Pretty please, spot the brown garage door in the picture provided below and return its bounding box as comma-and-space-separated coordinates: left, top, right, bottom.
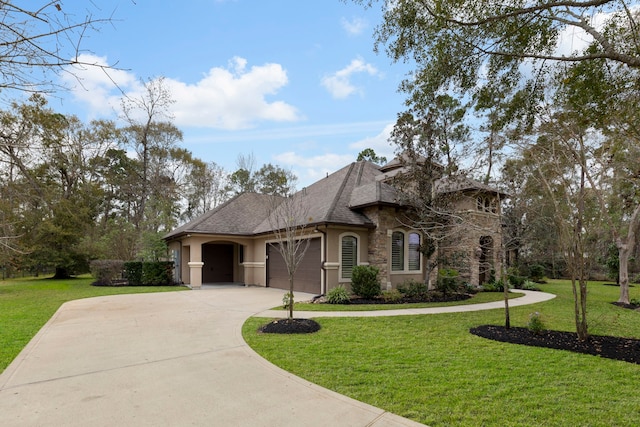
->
267, 238, 321, 295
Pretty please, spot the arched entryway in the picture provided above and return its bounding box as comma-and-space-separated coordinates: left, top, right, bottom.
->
479, 236, 494, 285
202, 243, 234, 283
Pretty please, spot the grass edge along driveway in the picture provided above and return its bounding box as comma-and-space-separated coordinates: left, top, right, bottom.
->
0, 275, 187, 373
244, 280, 640, 427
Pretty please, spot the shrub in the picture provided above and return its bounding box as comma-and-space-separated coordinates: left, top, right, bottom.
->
124, 261, 175, 286
381, 289, 404, 303
350, 265, 381, 299
528, 264, 546, 282
436, 268, 459, 296
397, 279, 428, 298
282, 292, 293, 310
90, 260, 125, 286
521, 280, 541, 291
481, 280, 506, 292
326, 285, 351, 304
507, 267, 526, 288
527, 312, 546, 334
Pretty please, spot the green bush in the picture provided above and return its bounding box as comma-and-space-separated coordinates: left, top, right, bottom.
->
521, 280, 541, 291
350, 265, 381, 299
507, 267, 526, 288
90, 260, 125, 286
482, 280, 506, 292
397, 279, 428, 298
326, 285, 351, 304
527, 312, 546, 334
381, 289, 404, 303
528, 264, 546, 282
124, 261, 174, 286
282, 292, 292, 310
436, 268, 459, 296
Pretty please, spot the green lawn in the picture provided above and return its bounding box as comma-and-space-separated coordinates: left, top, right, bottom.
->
0, 275, 187, 373
243, 280, 640, 426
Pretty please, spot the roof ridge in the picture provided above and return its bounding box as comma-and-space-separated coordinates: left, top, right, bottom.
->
325, 162, 355, 220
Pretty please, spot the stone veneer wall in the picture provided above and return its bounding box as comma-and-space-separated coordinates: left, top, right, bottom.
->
362, 206, 403, 289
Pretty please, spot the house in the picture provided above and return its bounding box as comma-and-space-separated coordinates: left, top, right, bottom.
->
164, 159, 505, 294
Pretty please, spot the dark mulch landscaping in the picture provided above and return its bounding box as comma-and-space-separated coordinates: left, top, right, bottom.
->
348, 292, 472, 305
471, 325, 640, 364
259, 318, 321, 334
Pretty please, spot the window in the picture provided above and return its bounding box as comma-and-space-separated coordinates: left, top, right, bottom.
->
408, 232, 421, 271
392, 231, 404, 271
392, 230, 421, 272
341, 234, 358, 279
477, 195, 498, 213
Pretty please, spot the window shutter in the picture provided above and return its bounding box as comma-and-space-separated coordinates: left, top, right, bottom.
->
341, 236, 357, 279
391, 231, 404, 271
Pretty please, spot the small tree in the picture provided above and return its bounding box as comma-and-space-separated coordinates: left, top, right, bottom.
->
267, 192, 313, 319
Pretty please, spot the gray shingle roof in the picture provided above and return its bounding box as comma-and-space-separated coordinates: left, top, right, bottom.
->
165, 161, 386, 240
164, 193, 282, 239
164, 160, 507, 241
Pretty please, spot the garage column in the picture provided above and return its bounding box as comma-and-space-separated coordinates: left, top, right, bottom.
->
188, 262, 204, 289
188, 242, 204, 289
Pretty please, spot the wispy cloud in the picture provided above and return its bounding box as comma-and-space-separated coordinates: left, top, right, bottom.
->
321, 57, 380, 99
341, 17, 367, 35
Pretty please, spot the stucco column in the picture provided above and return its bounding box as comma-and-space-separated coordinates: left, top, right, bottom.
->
188, 241, 204, 289
188, 262, 204, 289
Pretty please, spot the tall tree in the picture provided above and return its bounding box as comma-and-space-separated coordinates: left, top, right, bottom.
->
183, 161, 230, 221
357, 148, 387, 165
120, 77, 182, 231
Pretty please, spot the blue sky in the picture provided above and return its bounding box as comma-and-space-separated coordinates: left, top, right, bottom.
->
48, 0, 414, 188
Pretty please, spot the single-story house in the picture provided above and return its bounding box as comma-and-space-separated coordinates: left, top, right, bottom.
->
164, 159, 505, 294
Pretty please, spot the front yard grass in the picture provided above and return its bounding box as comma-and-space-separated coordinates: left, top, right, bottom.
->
0, 275, 187, 373
243, 280, 640, 426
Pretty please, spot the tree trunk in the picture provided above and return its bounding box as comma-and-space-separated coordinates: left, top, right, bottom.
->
617, 204, 640, 305
617, 242, 631, 305
52, 267, 71, 280
288, 275, 294, 320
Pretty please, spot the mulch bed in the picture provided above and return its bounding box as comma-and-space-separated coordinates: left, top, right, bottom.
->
470, 325, 640, 364
348, 293, 471, 305
258, 318, 321, 334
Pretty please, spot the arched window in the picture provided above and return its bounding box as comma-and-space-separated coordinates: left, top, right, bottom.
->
391, 230, 421, 272
340, 234, 358, 280
408, 232, 421, 271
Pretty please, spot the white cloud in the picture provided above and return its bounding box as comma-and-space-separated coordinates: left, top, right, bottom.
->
63, 55, 301, 130
341, 17, 367, 35
272, 122, 397, 188
61, 54, 137, 116
348, 122, 395, 159
321, 57, 380, 99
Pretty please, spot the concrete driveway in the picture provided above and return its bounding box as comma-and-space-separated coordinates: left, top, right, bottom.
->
0, 286, 425, 427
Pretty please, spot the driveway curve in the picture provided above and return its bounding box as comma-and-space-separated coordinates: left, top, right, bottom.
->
0, 287, 555, 427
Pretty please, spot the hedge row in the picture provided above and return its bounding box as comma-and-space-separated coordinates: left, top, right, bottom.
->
90, 260, 176, 286
123, 261, 176, 286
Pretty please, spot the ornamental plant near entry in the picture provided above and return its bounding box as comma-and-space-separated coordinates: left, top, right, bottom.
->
350, 265, 381, 299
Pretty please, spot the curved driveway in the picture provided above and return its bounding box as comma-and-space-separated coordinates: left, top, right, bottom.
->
0, 287, 554, 427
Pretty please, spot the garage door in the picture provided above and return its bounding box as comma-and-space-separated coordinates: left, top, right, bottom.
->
267, 238, 321, 295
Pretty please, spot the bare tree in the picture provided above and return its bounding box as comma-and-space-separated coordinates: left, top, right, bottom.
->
0, 1, 121, 95
267, 191, 314, 320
